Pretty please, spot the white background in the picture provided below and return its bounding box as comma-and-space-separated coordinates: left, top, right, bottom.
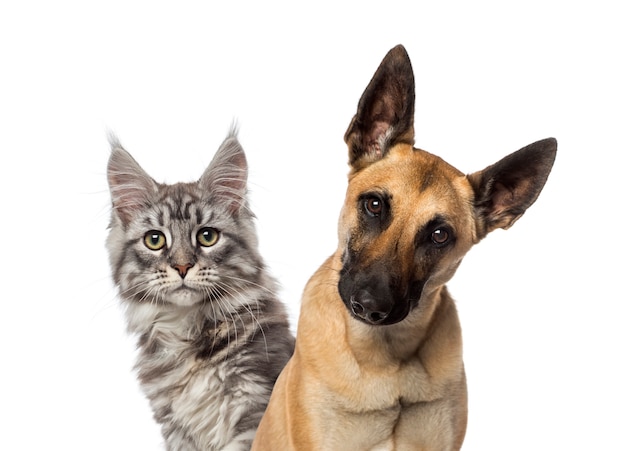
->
1, 1, 624, 450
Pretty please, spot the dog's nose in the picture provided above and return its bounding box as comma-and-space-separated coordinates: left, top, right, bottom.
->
350, 297, 390, 325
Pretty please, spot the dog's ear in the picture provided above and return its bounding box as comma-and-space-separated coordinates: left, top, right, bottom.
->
344, 44, 415, 171
468, 138, 557, 238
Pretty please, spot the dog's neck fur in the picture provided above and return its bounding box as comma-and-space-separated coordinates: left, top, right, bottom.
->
297, 253, 463, 405
347, 285, 456, 366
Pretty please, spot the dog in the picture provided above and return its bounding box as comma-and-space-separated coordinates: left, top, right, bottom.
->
252, 44, 557, 450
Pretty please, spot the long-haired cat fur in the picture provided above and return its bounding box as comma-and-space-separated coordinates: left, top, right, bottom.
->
106, 129, 294, 450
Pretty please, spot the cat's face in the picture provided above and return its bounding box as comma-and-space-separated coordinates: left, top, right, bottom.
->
106, 134, 262, 310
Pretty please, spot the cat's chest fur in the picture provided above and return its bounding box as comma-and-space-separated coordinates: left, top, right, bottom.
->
129, 302, 271, 450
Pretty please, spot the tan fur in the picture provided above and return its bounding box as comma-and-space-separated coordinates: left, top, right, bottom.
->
252, 45, 556, 450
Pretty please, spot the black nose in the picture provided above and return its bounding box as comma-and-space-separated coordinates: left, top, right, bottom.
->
350, 294, 391, 325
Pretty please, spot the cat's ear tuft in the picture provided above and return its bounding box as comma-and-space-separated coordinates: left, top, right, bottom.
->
107, 135, 158, 226
200, 132, 249, 214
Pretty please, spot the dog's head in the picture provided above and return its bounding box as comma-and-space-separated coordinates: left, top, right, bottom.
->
337, 45, 557, 326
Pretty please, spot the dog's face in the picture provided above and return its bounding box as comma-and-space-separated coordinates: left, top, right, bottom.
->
337, 145, 477, 325
337, 45, 556, 326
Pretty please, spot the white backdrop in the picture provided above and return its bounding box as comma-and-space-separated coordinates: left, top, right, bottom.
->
1, 1, 624, 450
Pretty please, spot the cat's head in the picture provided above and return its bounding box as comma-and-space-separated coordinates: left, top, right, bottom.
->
106, 131, 264, 309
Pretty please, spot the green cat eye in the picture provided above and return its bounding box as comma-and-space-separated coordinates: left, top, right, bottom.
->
197, 227, 219, 247
144, 230, 166, 250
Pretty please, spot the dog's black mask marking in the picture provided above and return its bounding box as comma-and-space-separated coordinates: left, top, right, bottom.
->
337, 211, 458, 326
338, 250, 425, 326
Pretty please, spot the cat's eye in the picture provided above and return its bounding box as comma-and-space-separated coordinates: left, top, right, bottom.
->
144, 230, 166, 250
197, 227, 219, 247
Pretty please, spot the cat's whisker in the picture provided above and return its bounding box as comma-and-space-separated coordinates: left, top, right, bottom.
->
217, 297, 240, 359
203, 286, 225, 357
219, 273, 279, 297
205, 284, 236, 352
213, 281, 272, 361
234, 294, 270, 360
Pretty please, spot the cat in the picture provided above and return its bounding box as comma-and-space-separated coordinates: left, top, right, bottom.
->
106, 129, 295, 451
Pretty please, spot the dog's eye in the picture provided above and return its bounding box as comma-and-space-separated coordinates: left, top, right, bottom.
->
431, 228, 450, 246
364, 196, 383, 217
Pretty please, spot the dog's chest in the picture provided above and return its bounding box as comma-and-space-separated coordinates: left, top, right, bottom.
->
312, 398, 399, 450
317, 398, 457, 451
367, 438, 395, 451
336, 350, 442, 410
312, 352, 462, 450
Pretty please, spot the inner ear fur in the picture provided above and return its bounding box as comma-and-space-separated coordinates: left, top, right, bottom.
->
107, 140, 159, 227
468, 138, 557, 237
344, 44, 416, 171
199, 133, 249, 215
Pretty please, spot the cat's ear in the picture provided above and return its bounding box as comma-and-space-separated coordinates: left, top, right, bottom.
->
107, 134, 159, 226
199, 132, 248, 214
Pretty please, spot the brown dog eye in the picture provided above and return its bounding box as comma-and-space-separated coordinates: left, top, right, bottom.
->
431, 228, 450, 245
364, 197, 383, 216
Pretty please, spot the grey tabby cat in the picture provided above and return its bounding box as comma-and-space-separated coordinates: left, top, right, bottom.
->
106, 130, 294, 451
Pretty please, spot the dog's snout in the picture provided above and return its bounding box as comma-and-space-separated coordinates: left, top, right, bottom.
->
350, 294, 391, 325
350, 300, 365, 315
338, 263, 414, 326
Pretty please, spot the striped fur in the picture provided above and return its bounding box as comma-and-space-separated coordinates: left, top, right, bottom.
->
106, 131, 294, 450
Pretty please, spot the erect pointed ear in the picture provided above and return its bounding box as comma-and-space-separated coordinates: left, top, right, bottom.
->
199, 129, 248, 214
344, 44, 415, 171
468, 138, 557, 238
107, 134, 159, 226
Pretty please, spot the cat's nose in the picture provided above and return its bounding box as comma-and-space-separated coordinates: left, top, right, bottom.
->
173, 263, 193, 278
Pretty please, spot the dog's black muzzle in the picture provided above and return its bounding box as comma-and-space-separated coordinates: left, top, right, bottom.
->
338, 263, 423, 326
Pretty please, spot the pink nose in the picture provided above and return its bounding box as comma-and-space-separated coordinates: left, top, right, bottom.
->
173, 263, 193, 278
